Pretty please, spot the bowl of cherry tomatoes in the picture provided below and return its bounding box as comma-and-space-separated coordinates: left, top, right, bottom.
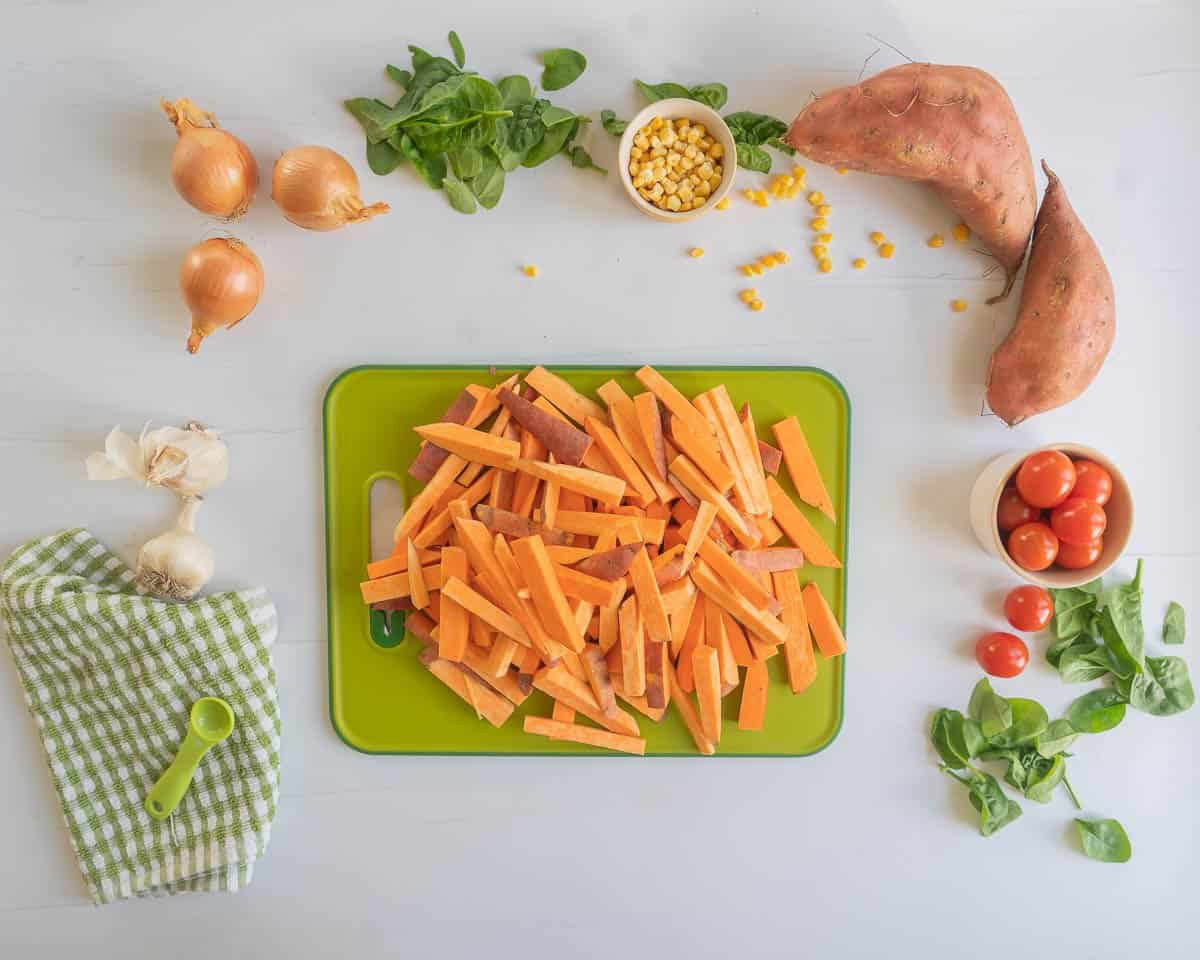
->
969, 443, 1133, 588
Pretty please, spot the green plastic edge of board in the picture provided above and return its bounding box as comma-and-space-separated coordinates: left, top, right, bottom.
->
322, 363, 851, 758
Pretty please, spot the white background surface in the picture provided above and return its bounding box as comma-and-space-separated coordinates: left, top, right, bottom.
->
2, 1, 1197, 956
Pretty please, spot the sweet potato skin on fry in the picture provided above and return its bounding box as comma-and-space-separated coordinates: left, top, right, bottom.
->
787, 63, 1036, 301
498, 387, 595, 466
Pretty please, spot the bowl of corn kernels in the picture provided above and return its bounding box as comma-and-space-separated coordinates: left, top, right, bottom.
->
617, 98, 736, 221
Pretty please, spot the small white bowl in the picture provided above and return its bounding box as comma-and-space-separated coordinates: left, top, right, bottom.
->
617, 98, 737, 222
968, 443, 1134, 588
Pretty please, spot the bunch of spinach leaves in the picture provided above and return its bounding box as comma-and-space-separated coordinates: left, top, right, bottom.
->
602, 80, 795, 173
1046, 560, 1194, 717
346, 34, 601, 214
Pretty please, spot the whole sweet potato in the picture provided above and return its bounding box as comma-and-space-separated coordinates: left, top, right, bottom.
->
786, 63, 1036, 300
986, 161, 1115, 426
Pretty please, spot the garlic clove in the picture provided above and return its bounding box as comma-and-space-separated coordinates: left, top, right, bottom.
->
86, 426, 147, 483
136, 498, 215, 600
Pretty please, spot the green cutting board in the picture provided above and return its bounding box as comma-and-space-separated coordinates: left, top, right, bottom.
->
324, 366, 850, 756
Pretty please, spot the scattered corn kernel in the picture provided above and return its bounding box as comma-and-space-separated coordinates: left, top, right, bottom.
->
811, 244, 828, 258
749, 263, 764, 276
715, 197, 730, 210
739, 289, 758, 303
808, 191, 824, 206
759, 254, 778, 268
522, 265, 538, 278
869, 231, 886, 246
739, 264, 755, 276
742, 189, 757, 201
951, 299, 968, 313
817, 204, 833, 216
792, 166, 806, 178
774, 250, 790, 263
749, 299, 764, 312
754, 192, 770, 208
927, 233, 945, 248
836, 167, 849, 175
810, 217, 827, 231
689, 247, 705, 259
952, 223, 970, 243
852, 258, 867, 270
878, 242, 896, 259
818, 233, 833, 244
818, 258, 833, 273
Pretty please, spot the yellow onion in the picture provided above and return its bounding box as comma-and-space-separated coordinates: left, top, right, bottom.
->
271, 145, 389, 231
162, 98, 258, 219
180, 238, 264, 354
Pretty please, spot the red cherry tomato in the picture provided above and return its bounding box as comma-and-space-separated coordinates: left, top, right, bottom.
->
1056, 537, 1103, 570
1004, 585, 1054, 632
1007, 522, 1060, 571
997, 486, 1040, 533
1070, 460, 1113, 506
1015, 451, 1077, 509
1050, 498, 1108, 546
975, 632, 1030, 678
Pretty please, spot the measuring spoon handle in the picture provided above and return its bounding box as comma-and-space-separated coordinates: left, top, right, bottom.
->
144, 731, 211, 820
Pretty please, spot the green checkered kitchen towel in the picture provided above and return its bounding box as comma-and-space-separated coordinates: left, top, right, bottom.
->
0, 529, 280, 904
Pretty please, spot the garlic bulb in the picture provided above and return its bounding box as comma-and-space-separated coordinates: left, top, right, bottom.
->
137, 499, 214, 601
87, 422, 228, 497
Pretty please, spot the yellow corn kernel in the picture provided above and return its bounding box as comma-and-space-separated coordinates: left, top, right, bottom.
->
774, 250, 790, 263
952, 223, 970, 243
836, 167, 849, 175
817, 204, 832, 216
760, 255, 778, 268
869, 231, 886, 246
927, 233, 945, 248
810, 217, 827, 231
715, 196, 730, 210
951, 299, 968, 313
688, 247, 705, 259
818, 232, 833, 244
807, 191, 824, 206
650, 117, 664, 131
879, 242, 896, 259
792, 166, 806, 178
818, 258, 833, 274
852, 257, 867, 270
522, 265, 538, 278
750, 263, 764, 276
749, 299, 764, 312
739, 289, 758, 303
666, 195, 682, 211
811, 244, 828, 258
739, 264, 755, 276
754, 194, 770, 208
742, 188, 757, 201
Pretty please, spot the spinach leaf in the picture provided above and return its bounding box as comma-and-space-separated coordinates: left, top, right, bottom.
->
1079, 578, 1104, 595
1024, 754, 1065, 803
600, 109, 628, 136
1129, 655, 1195, 716
688, 82, 728, 110
968, 678, 1013, 739
448, 30, 466, 69
386, 65, 413, 89
1099, 609, 1142, 678
1103, 559, 1145, 668
522, 114, 575, 167
944, 768, 1023, 837
542, 48, 587, 91
345, 97, 403, 144
1066, 688, 1127, 733
443, 177, 477, 213
930, 709, 982, 768
1035, 718, 1078, 758
397, 134, 445, 189
1163, 601, 1185, 645
1052, 588, 1098, 640
985, 698, 1047, 748
1058, 644, 1116, 683
1046, 633, 1090, 668
724, 111, 788, 146
540, 104, 577, 128
1075, 818, 1131, 862
468, 153, 505, 208
767, 135, 797, 156
735, 143, 772, 174
636, 79, 692, 102
497, 75, 533, 108
366, 139, 404, 175
568, 145, 607, 174
449, 146, 483, 180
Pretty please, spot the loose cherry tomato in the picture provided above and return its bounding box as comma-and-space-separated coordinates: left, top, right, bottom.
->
975, 632, 1030, 678
1015, 450, 1077, 509
1070, 460, 1113, 506
1050, 498, 1108, 546
1007, 522, 1060, 571
1056, 536, 1103, 570
997, 486, 1040, 533
1004, 585, 1054, 632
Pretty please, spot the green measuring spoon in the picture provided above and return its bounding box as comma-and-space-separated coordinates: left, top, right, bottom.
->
145, 697, 235, 820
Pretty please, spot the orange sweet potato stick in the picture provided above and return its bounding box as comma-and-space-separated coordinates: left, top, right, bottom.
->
596, 380, 677, 504
483, 635, 519, 677
752, 514, 785, 546
691, 644, 722, 744
413, 422, 521, 470
584, 416, 657, 505
360, 562, 442, 604
668, 455, 760, 548
709, 385, 770, 514
681, 501, 719, 572
629, 547, 672, 648
661, 576, 696, 618
690, 559, 789, 646
634, 365, 715, 443
531, 397, 616, 477
522, 716, 646, 756
668, 414, 735, 495
393, 453, 467, 549
438, 547, 470, 661
765, 476, 841, 568
773, 571, 817, 693
704, 594, 738, 686
619, 594, 646, 697
721, 609, 755, 668
696, 539, 783, 616
408, 388, 478, 483
802, 582, 847, 657
555, 564, 622, 607
737, 660, 769, 731
532, 664, 640, 736
667, 660, 716, 755
524, 366, 609, 427
644, 640, 668, 709
511, 534, 584, 652
551, 701, 577, 727
675, 600, 705, 692
510, 429, 546, 519
732, 548, 806, 573
668, 588, 699, 658
772, 416, 836, 522
581, 645, 619, 718
633, 392, 668, 479
693, 391, 762, 518
598, 580, 626, 654
440, 577, 530, 646
515, 459, 626, 507
422, 654, 514, 728
573, 541, 643, 581
366, 545, 440, 580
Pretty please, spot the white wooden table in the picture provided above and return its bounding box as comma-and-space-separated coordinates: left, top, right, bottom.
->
2, 1, 1197, 956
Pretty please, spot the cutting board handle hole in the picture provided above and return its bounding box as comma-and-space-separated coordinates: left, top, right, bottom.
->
368, 476, 408, 649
